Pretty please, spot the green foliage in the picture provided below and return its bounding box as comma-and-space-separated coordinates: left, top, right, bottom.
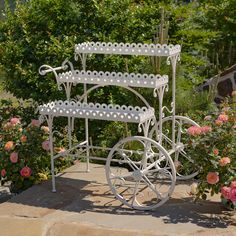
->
0, 99, 73, 193
0, 0, 163, 102
187, 94, 236, 200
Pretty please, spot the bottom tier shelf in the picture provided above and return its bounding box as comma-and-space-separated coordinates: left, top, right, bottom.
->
39, 100, 155, 124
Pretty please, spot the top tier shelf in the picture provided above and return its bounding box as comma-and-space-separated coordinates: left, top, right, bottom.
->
75, 42, 181, 57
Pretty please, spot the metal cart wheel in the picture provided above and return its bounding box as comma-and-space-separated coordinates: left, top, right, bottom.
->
149, 115, 199, 180
105, 136, 176, 210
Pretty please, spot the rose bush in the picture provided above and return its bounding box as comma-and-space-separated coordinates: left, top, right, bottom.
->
0, 99, 73, 193
187, 92, 236, 208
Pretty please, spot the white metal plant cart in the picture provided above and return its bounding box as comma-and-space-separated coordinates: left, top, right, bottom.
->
38, 42, 199, 210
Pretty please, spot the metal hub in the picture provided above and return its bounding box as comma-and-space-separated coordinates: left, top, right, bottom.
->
132, 170, 143, 181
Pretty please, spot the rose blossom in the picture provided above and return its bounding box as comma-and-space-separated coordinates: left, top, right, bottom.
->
42, 140, 50, 151
20, 166, 32, 178
206, 172, 219, 185
54, 147, 66, 153
41, 126, 50, 133
3, 122, 13, 130
229, 188, 236, 202
230, 181, 236, 189
20, 135, 27, 143
213, 149, 219, 156
187, 126, 201, 136
10, 117, 21, 126
217, 114, 229, 123
10, 152, 18, 163
31, 119, 40, 127
200, 126, 212, 134
221, 186, 231, 199
219, 157, 231, 167
4, 141, 14, 151
1, 169, 6, 177
215, 119, 223, 126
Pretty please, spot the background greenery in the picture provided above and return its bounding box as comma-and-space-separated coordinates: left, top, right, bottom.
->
0, 0, 235, 147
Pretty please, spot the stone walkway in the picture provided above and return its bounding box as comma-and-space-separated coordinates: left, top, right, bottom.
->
0, 163, 235, 236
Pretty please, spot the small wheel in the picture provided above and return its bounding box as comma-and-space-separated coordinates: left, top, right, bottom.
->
149, 116, 199, 180
105, 136, 176, 210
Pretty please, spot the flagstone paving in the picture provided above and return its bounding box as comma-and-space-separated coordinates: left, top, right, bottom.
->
0, 162, 235, 236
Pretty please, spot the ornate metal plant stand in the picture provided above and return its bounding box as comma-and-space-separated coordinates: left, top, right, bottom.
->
38, 42, 198, 210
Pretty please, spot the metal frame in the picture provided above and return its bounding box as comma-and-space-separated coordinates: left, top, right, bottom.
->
38, 41, 196, 210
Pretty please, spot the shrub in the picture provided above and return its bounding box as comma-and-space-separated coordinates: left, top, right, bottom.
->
0, 99, 73, 193
0, 0, 162, 103
187, 91, 236, 206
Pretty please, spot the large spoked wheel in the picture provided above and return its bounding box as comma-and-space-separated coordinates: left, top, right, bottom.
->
106, 136, 176, 211
149, 116, 199, 180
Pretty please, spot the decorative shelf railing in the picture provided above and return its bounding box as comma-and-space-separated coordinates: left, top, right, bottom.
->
75, 42, 181, 57
58, 70, 168, 89
39, 101, 155, 124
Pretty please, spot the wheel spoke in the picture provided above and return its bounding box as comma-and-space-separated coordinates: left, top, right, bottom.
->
141, 174, 163, 199
118, 151, 140, 171
106, 136, 176, 210
131, 180, 141, 207
110, 172, 133, 180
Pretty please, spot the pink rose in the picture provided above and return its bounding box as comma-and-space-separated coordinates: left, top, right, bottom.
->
41, 126, 50, 133
42, 140, 50, 151
206, 172, 219, 185
229, 188, 236, 202
54, 147, 66, 154
219, 157, 231, 167
3, 122, 13, 130
187, 126, 201, 136
20, 166, 32, 178
10, 152, 18, 163
4, 141, 14, 152
217, 114, 229, 123
20, 135, 27, 143
31, 119, 40, 127
213, 149, 219, 156
215, 119, 223, 126
221, 186, 231, 199
200, 126, 212, 134
1, 169, 6, 177
10, 117, 21, 125
230, 181, 236, 189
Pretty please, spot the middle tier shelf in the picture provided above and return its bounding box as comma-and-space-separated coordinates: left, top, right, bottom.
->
58, 70, 168, 89
39, 101, 155, 124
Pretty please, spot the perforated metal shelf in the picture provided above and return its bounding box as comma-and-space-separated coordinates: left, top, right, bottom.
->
39, 101, 155, 124
58, 70, 168, 89
75, 42, 181, 57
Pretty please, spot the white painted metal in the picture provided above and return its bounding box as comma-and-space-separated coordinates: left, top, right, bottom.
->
39, 101, 155, 124
149, 115, 199, 180
37, 41, 198, 210
57, 70, 168, 89
75, 42, 181, 56
105, 136, 176, 210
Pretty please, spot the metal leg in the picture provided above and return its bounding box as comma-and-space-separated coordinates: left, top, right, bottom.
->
85, 118, 90, 172
47, 115, 56, 192
50, 154, 56, 193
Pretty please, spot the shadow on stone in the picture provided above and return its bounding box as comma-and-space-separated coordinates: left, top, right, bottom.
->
6, 169, 236, 230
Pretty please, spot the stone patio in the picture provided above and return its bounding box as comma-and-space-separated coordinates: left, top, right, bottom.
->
0, 162, 235, 236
